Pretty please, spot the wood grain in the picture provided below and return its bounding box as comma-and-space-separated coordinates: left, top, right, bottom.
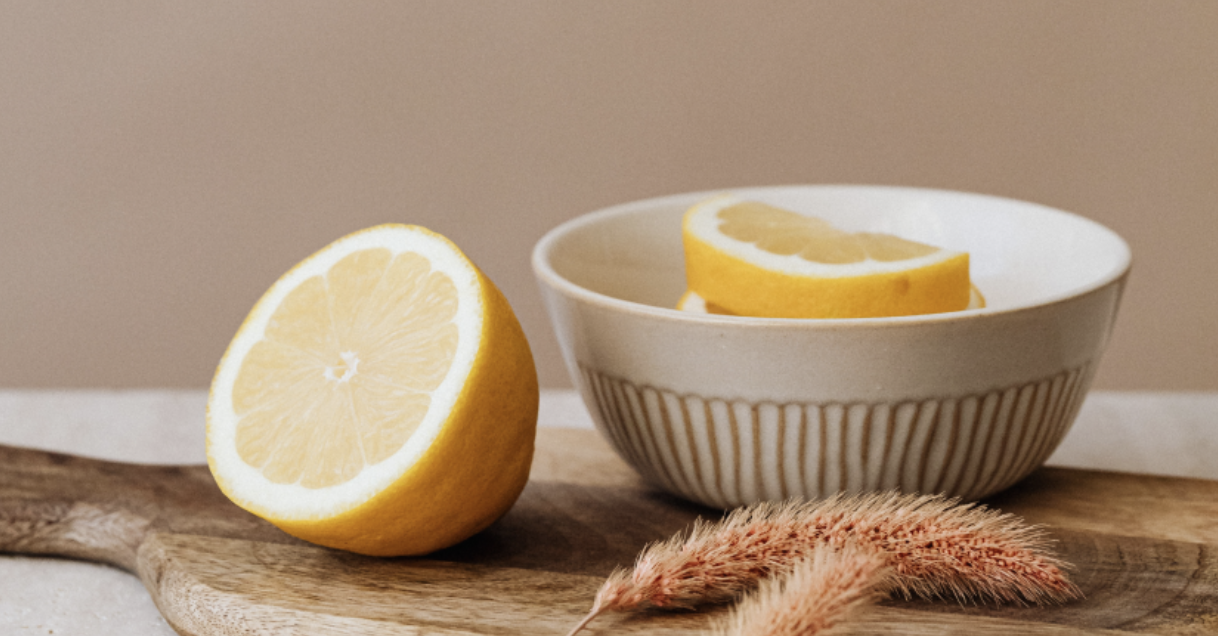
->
2, 428, 1217, 635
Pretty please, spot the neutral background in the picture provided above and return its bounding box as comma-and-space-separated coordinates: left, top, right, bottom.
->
2, 1, 1215, 390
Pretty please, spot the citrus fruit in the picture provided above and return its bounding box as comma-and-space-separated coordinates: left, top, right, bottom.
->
675, 284, 985, 316
675, 289, 735, 315
206, 224, 538, 556
969, 283, 986, 310
682, 195, 972, 318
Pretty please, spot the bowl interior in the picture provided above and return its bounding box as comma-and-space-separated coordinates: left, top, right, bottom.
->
537, 185, 1131, 315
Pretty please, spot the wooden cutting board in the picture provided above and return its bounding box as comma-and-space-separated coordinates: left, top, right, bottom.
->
2, 428, 1217, 635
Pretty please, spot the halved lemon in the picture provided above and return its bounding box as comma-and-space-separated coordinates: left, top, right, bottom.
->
683, 195, 972, 318
207, 224, 538, 556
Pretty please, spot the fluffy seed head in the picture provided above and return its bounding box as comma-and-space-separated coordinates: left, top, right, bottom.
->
711, 543, 890, 636
567, 493, 1080, 636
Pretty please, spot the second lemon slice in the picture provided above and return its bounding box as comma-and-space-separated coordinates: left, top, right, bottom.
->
683, 195, 972, 318
676, 285, 985, 316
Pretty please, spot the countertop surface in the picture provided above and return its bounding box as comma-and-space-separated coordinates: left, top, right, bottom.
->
1, 388, 1215, 635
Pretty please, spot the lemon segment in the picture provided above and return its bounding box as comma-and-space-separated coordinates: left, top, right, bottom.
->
683, 195, 972, 318
207, 224, 538, 556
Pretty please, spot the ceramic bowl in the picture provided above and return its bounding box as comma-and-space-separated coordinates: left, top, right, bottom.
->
532, 186, 1130, 509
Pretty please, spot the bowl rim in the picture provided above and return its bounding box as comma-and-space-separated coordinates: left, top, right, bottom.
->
532, 184, 1132, 329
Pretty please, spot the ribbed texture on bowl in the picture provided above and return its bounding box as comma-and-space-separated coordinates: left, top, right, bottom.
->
578, 362, 1096, 508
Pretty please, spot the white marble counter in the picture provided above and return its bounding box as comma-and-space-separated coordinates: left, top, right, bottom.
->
1, 389, 1215, 634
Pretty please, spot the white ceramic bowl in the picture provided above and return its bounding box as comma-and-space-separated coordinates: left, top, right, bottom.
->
533, 186, 1130, 509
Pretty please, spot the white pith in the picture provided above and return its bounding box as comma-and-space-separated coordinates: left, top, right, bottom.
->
207, 226, 484, 520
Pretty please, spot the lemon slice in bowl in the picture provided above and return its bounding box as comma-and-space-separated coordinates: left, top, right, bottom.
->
683, 195, 972, 318
676, 289, 736, 315
207, 224, 538, 556
676, 285, 985, 316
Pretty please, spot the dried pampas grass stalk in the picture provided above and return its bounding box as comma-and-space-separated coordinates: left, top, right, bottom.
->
566, 492, 1079, 636
710, 543, 890, 636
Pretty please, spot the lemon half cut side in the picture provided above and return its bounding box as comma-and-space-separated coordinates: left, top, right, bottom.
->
683, 194, 972, 318
207, 224, 538, 556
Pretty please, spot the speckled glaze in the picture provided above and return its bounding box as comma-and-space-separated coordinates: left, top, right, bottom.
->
533, 186, 1130, 508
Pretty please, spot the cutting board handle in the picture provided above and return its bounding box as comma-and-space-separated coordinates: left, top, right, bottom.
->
0, 444, 155, 571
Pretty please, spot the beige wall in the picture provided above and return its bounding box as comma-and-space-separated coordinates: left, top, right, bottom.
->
3, 1, 1216, 390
